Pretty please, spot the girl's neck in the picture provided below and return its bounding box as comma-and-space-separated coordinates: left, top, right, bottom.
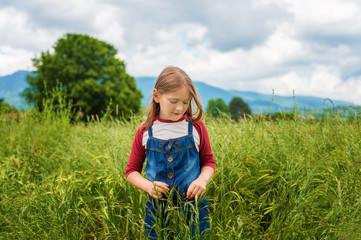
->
155, 114, 188, 123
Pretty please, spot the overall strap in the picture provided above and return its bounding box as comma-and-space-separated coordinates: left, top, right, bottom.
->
148, 124, 153, 138
188, 120, 193, 135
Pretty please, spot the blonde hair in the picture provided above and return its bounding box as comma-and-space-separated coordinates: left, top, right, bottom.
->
144, 66, 203, 128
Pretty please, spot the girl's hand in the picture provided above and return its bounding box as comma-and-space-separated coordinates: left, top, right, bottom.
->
186, 166, 214, 199
186, 178, 207, 199
146, 181, 169, 199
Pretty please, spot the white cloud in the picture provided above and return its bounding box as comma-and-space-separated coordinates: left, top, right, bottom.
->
243, 66, 361, 104
0, 0, 361, 105
0, 7, 61, 52
274, 0, 361, 46
92, 5, 127, 50
196, 0, 290, 51
280, 0, 359, 25
186, 24, 208, 47
0, 46, 35, 76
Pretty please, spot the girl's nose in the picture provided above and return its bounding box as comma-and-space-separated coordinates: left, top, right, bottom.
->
176, 104, 183, 111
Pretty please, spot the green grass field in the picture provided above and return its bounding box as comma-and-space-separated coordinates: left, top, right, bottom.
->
1, 105, 361, 239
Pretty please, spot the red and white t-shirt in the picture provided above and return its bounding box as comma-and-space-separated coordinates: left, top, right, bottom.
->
125, 115, 216, 178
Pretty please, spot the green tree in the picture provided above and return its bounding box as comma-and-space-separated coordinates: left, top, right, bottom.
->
206, 98, 229, 117
22, 33, 142, 119
229, 97, 252, 120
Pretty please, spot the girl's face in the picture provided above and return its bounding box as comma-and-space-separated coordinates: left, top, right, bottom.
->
153, 86, 191, 121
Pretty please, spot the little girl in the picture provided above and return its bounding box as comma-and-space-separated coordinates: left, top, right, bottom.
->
125, 66, 216, 239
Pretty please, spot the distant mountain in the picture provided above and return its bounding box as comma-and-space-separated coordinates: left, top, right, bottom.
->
0, 71, 356, 113
135, 77, 355, 113
0, 71, 36, 109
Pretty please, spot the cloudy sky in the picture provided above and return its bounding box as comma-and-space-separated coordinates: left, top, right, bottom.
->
1, 0, 361, 104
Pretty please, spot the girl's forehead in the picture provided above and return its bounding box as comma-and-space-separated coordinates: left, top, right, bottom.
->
165, 86, 192, 98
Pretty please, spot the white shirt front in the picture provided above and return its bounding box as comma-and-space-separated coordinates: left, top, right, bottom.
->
142, 119, 200, 151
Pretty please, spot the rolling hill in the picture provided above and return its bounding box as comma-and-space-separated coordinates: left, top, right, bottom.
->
0, 71, 356, 113
135, 77, 354, 113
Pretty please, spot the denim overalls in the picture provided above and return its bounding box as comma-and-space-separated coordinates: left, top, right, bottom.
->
144, 120, 210, 239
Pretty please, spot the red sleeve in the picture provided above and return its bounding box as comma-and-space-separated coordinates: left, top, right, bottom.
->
125, 125, 147, 178
193, 120, 216, 170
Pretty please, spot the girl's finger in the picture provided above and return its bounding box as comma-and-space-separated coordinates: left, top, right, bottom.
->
155, 187, 166, 194
196, 189, 204, 197
189, 186, 204, 199
152, 190, 162, 198
193, 189, 201, 198
155, 185, 168, 193
159, 185, 169, 191
154, 181, 168, 187
188, 190, 195, 199
187, 184, 195, 198
153, 182, 169, 191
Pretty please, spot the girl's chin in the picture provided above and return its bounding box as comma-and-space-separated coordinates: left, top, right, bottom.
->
159, 113, 183, 121
170, 113, 182, 121
170, 115, 181, 120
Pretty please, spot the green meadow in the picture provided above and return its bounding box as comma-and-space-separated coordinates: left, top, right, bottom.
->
1, 102, 361, 239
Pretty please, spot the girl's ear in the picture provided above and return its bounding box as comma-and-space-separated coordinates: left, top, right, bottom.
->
153, 88, 160, 103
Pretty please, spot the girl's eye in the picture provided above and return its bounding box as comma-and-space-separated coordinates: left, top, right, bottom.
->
183, 101, 189, 105
170, 100, 177, 104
